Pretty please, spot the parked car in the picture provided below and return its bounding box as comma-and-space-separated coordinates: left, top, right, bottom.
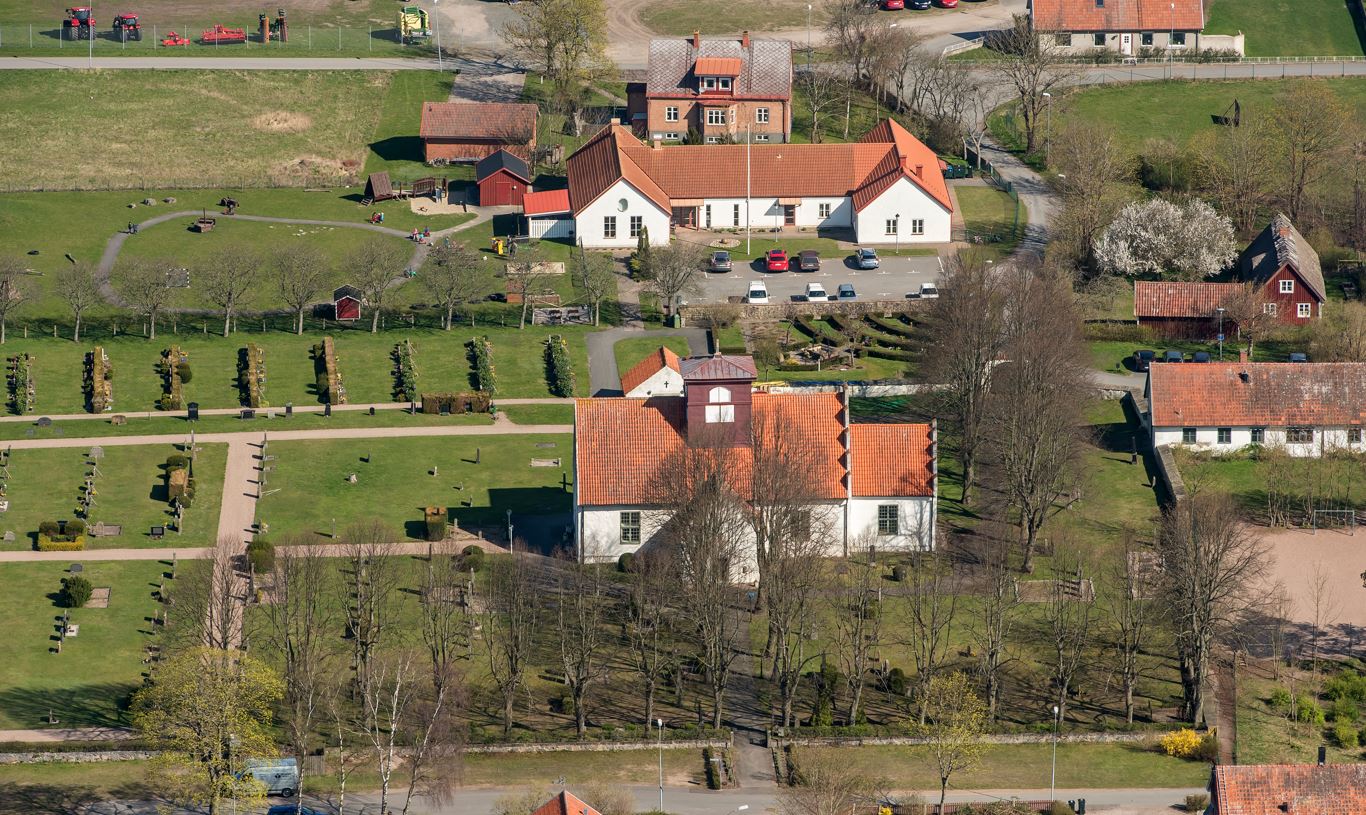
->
1289, 352, 1309, 362
855, 247, 880, 269
837, 283, 858, 300
909, 0, 931, 8
268, 807, 327, 815
805, 282, 830, 302
746, 281, 770, 304
765, 249, 789, 272
1163, 350, 1184, 363
797, 250, 821, 272
880, 0, 905, 8
1132, 349, 1156, 372
937, 0, 958, 7
1192, 351, 1212, 363
708, 251, 733, 273
918, 283, 940, 299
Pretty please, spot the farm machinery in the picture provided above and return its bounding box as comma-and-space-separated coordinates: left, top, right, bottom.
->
259, 8, 288, 42
397, 5, 431, 43
111, 13, 141, 41
161, 30, 189, 46
62, 7, 95, 40
200, 23, 248, 44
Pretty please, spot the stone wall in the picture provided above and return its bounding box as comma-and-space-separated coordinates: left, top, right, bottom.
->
0, 750, 156, 765
777, 731, 1157, 749
683, 299, 924, 322
464, 737, 730, 754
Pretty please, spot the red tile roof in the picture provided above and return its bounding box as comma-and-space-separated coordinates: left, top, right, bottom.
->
531, 791, 602, 815
523, 189, 572, 216
1212, 763, 1366, 814
575, 391, 935, 506
695, 56, 743, 76
1148, 362, 1366, 428
1134, 281, 1237, 319
851, 424, 935, 497
566, 121, 952, 216
620, 346, 683, 394
1031, 0, 1204, 31
419, 102, 538, 142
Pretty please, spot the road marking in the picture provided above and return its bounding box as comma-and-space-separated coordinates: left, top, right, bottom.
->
937, 256, 945, 275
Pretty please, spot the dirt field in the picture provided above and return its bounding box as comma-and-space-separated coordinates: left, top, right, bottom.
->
1260, 525, 1366, 628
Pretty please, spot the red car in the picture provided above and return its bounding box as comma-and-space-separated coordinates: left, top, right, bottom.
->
937, 0, 958, 6
765, 249, 789, 272
880, 0, 905, 8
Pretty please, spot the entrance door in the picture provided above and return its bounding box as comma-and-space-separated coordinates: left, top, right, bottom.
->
783, 205, 796, 226
1120, 33, 1132, 55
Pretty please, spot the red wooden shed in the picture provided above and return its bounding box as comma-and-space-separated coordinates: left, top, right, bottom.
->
475, 150, 532, 207
333, 285, 362, 321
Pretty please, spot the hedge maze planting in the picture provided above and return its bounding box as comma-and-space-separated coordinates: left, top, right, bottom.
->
238, 343, 267, 408
544, 334, 575, 398
312, 336, 347, 404
84, 346, 113, 413
468, 336, 497, 394
785, 312, 921, 370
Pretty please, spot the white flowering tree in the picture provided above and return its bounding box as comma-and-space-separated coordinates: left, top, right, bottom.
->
1094, 198, 1238, 280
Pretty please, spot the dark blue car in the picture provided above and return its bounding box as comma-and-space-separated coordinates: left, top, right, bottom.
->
1163, 350, 1184, 363
268, 806, 327, 815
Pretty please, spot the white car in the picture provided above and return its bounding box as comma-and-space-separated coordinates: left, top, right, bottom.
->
918, 283, 939, 299
805, 282, 829, 302
746, 281, 770, 304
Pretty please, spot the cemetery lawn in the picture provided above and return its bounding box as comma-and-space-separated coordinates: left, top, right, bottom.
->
0, 443, 226, 549
254, 434, 573, 540
0, 410, 495, 442
498, 404, 575, 425
613, 335, 693, 378
0, 560, 167, 730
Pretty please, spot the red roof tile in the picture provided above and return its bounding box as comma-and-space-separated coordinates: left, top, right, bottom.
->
850, 424, 935, 497
1148, 362, 1366, 427
620, 346, 683, 394
419, 102, 538, 142
523, 189, 572, 216
1031, 0, 1204, 32
566, 121, 952, 215
531, 791, 602, 815
1134, 281, 1238, 319
695, 56, 743, 76
1212, 763, 1366, 814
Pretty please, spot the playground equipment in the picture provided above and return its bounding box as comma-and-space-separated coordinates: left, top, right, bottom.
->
62, 7, 96, 40
161, 30, 189, 46
200, 24, 248, 45
111, 13, 141, 41
259, 8, 288, 42
398, 5, 431, 43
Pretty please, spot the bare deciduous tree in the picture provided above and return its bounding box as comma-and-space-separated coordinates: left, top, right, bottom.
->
0, 255, 30, 345
1220, 282, 1275, 360
352, 239, 409, 334
422, 241, 489, 330
1305, 561, 1341, 677
56, 261, 101, 343
557, 564, 609, 737
646, 242, 705, 317
904, 555, 958, 725
484, 545, 539, 736
971, 529, 1018, 722
800, 66, 844, 144
113, 258, 176, 339
779, 749, 885, 815
1051, 122, 1135, 273
1044, 545, 1094, 724
991, 14, 1070, 154
1191, 122, 1275, 234
1309, 301, 1366, 362
199, 248, 262, 336
1105, 529, 1152, 725
622, 550, 675, 728
1159, 491, 1268, 724
824, 0, 882, 84
830, 545, 882, 725
205, 536, 242, 651
340, 521, 401, 698
508, 261, 559, 330
1267, 82, 1351, 222
572, 244, 618, 326
274, 244, 331, 336
360, 650, 416, 815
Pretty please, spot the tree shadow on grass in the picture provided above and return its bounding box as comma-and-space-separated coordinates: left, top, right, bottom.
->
0, 681, 139, 732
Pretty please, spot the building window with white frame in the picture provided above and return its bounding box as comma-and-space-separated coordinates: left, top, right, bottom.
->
756, 107, 770, 124
1182, 427, 1197, 443
603, 216, 617, 239
1264, 302, 1277, 316
1251, 427, 1265, 444
1280, 279, 1294, 293
1171, 31, 1187, 46
1350, 428, 1363, 444
911, 218, 925, 236
1093, 32, 1105, 46
706, 108, 726, 126
819, 202, 831, 219
733, 204, 741, 225
705, 385, 734, 423
877, 504, 899, 536
702, 77, 717, 90
620, 511, 641, 544
1298, 303, 1312, 318
719, 77, 731, 90
629, 215, 643, 238
705, 136, 721, 144
1287, 426, 1314, 444
665, 106, 679, 122
754, 134, 770, 142
1217, 428, 1232, 444
885, 218, 898, 236
1141, 32, 1153, 46
1055, 32, 1072, 46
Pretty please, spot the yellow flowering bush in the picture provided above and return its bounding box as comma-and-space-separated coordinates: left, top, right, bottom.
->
1161, 728, 1203, 758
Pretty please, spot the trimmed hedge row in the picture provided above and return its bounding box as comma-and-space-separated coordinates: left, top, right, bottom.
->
238, 343, 267, 408
37, 520, 87, 552
312, 336, 346, 404
543, 334, 575, 397
84, 346, 113, 413
158, 345, 188, 411
468, 336, 497, 394
420, 391, 492, 415
393, 339, 418, 402
165, 454, 195, 507
8, 353, 34, 415
424, 506, 447, 542
865, 313, 917, 338
865, 346, 917, 361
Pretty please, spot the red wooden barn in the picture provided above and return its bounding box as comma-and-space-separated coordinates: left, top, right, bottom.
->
475, 150, 532, 207
419, 102, 537, 163
333, 285, 362, 321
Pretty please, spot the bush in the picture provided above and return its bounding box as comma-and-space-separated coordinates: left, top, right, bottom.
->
460, 545, 485, 573
246, 539, 275, 574
543, 335, 575, 397
1183, 793, 1209, 813
1160, 728, 1203, 758
38, 520, 60, 537
1048, 803, 1076, 815
1331, 696, 1359, 723
617, 552, 637, 573
165, 454, 189, 471
884, 666, 908, 696
65, 520, 86, 537
890, 564, 907, 582
468, 337, 497, 394
1325, 671, 1366, 705
702, 747, 721, 789
177, 362, 193, 384
37, 534, 85, 552
1193, 732, 1219, 763
1334, 722, 1359, 749
425, 514, 447, 542
1296, 695, 1326, 726
61, 575, 93, 608
1268, 685, 1293, 711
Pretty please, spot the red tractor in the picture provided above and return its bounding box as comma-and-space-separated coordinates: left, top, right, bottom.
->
112, 13, 142, 42
62, 7, 96, 40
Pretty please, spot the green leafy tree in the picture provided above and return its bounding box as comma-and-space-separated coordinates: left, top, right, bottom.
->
917, 671, 988, 815
133, 648, 284, 815
61, 575, 93, 608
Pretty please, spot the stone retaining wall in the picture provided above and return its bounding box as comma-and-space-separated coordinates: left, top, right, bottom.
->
777, 731, 1156, 748
683, 299, 924, 321
0, 750, 156, 764
464, 737, 730, 754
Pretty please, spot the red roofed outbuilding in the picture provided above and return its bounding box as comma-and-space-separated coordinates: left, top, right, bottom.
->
419, 102, 538, 164
474, 149, 531, 206
531, 791, 602, 815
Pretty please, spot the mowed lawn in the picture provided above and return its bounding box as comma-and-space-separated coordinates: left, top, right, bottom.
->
1205, 0, 1366, 56
254, 433, 573, 540
0, 443, 227, 549
955, 184, 1024, 258
613, 335, 693, 378
0, 70, 392, 189
0, 560, 167, 730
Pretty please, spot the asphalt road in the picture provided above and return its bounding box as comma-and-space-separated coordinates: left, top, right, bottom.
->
697, 253, 943, 304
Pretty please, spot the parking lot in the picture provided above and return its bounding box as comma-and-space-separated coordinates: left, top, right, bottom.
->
693, 252, 945, 304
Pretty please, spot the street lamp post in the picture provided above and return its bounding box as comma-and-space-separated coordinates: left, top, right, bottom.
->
895, 213, 901, 254
806, 4, 813, 72
88, 3, 94, 68
1042, 91, 1052, 167
1168, 2, 1175, 80
1217, 307, 1227, 360
1049, 704, 1060, 803
656, 718, 665, 813
433, 0, 443, 72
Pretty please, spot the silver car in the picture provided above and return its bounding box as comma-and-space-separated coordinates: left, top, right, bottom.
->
855, 248, 880, 269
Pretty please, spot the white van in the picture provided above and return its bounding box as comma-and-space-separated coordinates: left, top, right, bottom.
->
240, 758, 299, 797
747, 281, 770, 304
805, 282, 829, 302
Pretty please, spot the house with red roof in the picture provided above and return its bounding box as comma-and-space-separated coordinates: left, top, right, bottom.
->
1209, 760, 1366, 814
1145, 361, 1366, 456
1029, 0, 1241, 57
531, 790, 602, 815
547, 118, 951, 249
574, 352, 937, 575
620, 345, 684, 397
419, 102, 538, 163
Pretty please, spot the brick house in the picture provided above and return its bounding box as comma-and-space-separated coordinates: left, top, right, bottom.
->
573, 353, 938, 578
1028, 0, 1243, 56
1145, 361, 1366, 456
418, 102, 538, 163
1133, 214, 1325, 336
627, 31, 792, 144
1208, 761, 1366, 813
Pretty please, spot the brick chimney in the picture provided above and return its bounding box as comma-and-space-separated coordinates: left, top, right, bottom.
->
741, 30, 750, 48
692, 29, 701, 48
652, 136, 662, 150
914, 163, 924, 178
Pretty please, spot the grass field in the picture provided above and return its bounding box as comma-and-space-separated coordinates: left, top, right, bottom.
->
613, 335, 692, 378
497, 403, 574, 425
0, 71, 396, 190
955, 184, 1024, 258
254, 433, 573, 540
0, 409, 494, 442
0, 443, 226, 549
1088, 337, 1299, 373
365, 70, 463, 184
0, 559, 167, 730
1205, 0, 1366, 57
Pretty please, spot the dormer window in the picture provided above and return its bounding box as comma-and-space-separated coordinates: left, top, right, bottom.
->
705, 386, 734, 423
701, 76, 732, 92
